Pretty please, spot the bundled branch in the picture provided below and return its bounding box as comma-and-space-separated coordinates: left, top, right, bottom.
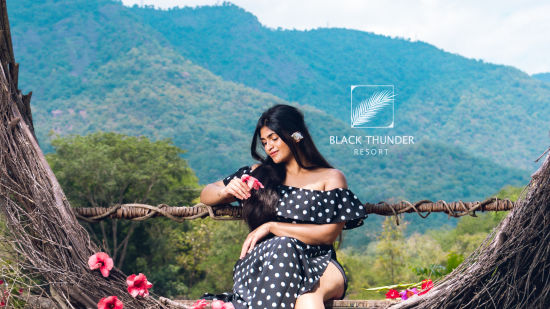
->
390, 147, 550, 309
0, 2, 164, 307
73, 197, 515, 224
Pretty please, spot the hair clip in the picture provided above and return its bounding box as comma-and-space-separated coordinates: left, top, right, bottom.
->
291, 131, 303, 142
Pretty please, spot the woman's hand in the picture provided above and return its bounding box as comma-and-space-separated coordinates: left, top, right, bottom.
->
221, 177, 251, 200
240, 222, 272, 259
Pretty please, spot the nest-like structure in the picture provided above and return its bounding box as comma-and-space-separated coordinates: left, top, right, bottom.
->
0, 2, 161, 307
390, 149, 550, 308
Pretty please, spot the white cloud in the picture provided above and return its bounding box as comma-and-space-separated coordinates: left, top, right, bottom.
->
121, 0, 550, 75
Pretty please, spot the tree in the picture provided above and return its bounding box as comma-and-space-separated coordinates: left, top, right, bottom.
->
375, 217, 408, 283
46, 131, 200, 268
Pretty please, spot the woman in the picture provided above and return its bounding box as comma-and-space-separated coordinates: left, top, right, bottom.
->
200, 104, 367, 308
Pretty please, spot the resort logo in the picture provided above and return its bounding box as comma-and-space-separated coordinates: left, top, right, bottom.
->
350, 85, 395, 128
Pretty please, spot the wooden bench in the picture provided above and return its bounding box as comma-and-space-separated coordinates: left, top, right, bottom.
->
160, 298, 402, 308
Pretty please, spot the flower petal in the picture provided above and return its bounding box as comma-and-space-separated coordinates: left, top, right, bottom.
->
129, 287, 139, 298
100, 266, 110, 277
104, 257, 114, 271
88, 254, 100, 270
126, 274, 136, 286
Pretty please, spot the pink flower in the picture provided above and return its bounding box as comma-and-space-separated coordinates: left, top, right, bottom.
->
211, 300, 234, 309
385, 289, 400, 299
191, 299, 208, 309
88, 252, 114, 277
97, 296, 123, 309
126, 273, 153, 298
399, 288, 419, 300
241, 174, 264, 190
419, 279, 434, 295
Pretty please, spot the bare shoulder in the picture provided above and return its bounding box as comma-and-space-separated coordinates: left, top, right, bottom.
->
250, 163, 261, 172
322, 168, 348, 190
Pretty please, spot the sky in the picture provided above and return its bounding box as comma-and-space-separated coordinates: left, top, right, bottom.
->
121, 0, 550, 75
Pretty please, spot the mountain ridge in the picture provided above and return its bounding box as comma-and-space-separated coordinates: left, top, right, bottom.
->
7, 0, 532, 240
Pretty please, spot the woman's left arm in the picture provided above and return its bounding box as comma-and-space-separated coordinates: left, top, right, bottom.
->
239, 168, 348, 259
240, 222, 344, 259
270, 222, 344, 245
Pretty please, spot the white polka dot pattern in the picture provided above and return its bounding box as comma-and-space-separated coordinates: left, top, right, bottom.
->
231, 236, 333, 309
223, 165, 367, 230
215, 165, 361, 308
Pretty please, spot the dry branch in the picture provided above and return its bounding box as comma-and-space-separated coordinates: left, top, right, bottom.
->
0, 2, 163, 307
390, 147, 550, 309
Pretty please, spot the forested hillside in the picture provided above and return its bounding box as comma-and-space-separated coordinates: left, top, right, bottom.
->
129, 2, 549, 172
7, 0, 533, 241
533, 72, 550, 82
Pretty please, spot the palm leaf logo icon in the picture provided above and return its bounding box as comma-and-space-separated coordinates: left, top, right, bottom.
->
351, 89, 395, 127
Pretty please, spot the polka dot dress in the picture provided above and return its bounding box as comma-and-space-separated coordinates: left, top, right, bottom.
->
208, 165, 367, 309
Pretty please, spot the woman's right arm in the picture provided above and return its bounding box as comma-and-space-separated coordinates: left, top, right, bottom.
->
200, 164, 260, 205
199, 180, 241, 205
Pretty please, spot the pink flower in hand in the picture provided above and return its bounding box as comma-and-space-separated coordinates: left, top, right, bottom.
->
88, 252, 114, 277
241, 174, 264, 190
191, 299, 208, 309
126, 273, 153, 298
97, 296, 123, 309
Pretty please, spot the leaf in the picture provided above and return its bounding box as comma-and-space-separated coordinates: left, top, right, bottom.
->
351, 89, 395, 127
364, 281, 422, 291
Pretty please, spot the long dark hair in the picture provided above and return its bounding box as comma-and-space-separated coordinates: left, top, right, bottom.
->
241, 104, 343, 248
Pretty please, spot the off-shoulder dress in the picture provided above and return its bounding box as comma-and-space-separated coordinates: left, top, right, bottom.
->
205, 165, 368, 309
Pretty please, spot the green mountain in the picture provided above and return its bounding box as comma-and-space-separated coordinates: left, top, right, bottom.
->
8, 0, 531, 244
129, 2, 550, 173
533, 73, 550, 83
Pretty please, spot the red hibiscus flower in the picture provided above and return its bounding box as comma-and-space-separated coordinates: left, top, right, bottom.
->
241, 174, 264, 190
385, 289, 400, 299
191, 299, 208, 309
88, 252, 114, 277
126, 273, 153, 298
97, 296, 123, 309
419, 279, 434, 295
